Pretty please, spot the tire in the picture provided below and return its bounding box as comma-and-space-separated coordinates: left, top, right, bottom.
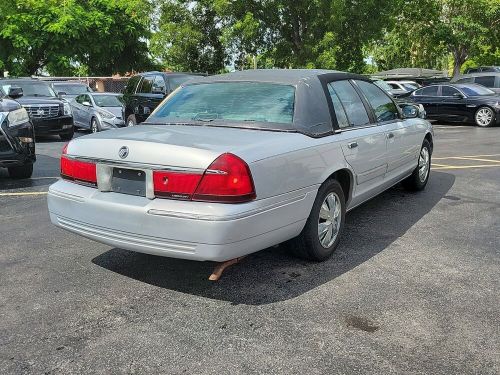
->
289, 179, 346, 261
127, 114, 137, 127
91, 117, 100, 133
8, 163, 33, 179
474, 106, 495, 127
59, 127, 74, 141
403, 139, 431, 191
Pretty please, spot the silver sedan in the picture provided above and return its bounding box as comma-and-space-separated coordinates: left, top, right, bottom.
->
48, 70, 433, 263
71, 93, 125, 132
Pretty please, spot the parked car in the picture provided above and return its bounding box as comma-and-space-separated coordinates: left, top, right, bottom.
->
0, 79, 74, 140
51, 81, 93, 100
410, 83, 500, 127
71, 93, 125, 133
122, 71, 202, 126
48, 69, 433, 264
464, 66, 500, 74
452, 72, 500, 94
373, 80, 427, 118
0, 86, 36, 178
386, 80, 421, 93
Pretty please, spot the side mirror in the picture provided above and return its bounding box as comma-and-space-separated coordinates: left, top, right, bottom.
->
82, 101, 92, 107
401, 104, 420, 119
8, 86, 23, 99
453, 92, 464, 99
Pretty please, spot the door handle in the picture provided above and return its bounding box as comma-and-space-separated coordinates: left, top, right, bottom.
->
387, 133, 394, 139
347, 141, 358, 149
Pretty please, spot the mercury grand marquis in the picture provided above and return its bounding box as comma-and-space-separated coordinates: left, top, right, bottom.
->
48, 70, 433, 262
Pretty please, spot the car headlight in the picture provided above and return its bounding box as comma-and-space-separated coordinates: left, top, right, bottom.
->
7, 108, 30, 127
63, 102, 72, 115
97, 109, 115, 119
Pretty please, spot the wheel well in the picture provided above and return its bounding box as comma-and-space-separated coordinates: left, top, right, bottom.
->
424, 132, 433, 153
327, 169, 352, 204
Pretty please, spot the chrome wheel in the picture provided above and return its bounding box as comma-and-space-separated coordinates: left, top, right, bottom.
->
475, 107, 493, 127
91, 119, 98, 133
318, 192, 342, 248
418, 147, 430, 182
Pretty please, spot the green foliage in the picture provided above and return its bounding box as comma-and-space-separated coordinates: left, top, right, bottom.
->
0, 0, 153, 76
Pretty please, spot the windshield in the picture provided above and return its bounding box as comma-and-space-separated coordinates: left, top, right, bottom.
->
54, 83, 91, 95
459, 84, 495, 96
148, 82, 295, 127
93, 95, 123, 107
1, 81, 56, 97
373, 80, 393, 92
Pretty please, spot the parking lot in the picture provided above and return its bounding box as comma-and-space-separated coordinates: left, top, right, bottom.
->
1, 124, 499, 374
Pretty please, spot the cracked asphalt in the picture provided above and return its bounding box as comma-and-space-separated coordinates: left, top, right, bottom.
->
0, 125, 499, 374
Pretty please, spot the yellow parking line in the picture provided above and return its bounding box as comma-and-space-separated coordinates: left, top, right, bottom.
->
433, 164, 500, 170
450, 157, 500, 164
0, 191, 48, 196
434, 153, 500, 160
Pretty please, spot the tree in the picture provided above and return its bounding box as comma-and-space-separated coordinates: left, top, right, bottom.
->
0, 0, 153, 76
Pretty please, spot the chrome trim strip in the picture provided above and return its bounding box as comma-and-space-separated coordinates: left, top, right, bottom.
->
147, 193, 309, 221
66, 155, 205, 173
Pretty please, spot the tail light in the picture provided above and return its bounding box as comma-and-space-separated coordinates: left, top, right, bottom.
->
60, 143, 97, 186
153, 153, 256, 203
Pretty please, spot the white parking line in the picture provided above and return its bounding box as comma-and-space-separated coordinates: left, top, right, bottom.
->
0, 191, 48, 197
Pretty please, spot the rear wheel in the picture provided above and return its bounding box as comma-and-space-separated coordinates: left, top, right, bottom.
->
474, 107, 495, 127
59, 127, 74, 141
127, 114, 137, 127
8, 163, 33, 179
403, 139, 431, 191
289, 179, 345, 261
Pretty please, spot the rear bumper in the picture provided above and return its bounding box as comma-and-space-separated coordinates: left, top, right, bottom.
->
47, 180, 316, 261
33, 116, 73, 135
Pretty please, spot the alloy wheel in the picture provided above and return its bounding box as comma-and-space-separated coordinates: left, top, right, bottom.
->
418, 147, 430, 182
475, 107, 493, 127
91, 119, 98, 133
318, 192, 342, 248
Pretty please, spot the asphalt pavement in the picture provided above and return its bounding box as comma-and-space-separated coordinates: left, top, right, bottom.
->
0, 125, 499, 374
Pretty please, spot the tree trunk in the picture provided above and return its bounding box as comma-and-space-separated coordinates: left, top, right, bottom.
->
452, 46, 468, 78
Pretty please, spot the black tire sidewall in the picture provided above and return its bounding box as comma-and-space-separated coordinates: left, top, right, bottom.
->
60, 127, 74, 140
8, 163, 33, 179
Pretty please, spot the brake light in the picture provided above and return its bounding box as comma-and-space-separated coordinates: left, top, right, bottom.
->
153, 153, 256, 203
60, 144, 97, 186
153, 171, 203, 199
193, 153, 256, 203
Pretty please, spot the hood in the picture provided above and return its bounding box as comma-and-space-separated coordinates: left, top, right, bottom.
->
66, 124, 309, 169
0, 97, 22, 112
99, 106, 123, 118
16, 96, 64, 105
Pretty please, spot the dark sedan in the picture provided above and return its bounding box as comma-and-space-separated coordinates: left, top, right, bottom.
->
0, 86, 36, 178
410, 83, 500, 127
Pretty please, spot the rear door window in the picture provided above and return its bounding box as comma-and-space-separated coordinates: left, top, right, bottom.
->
328, 80, 370, 127
124, 75, 141, 94
441, 86, 461, 97
137, 76, 155, 93
474, 76, 495, 88
355, 80, 398, 122
327, 85, 350, 128
416, 86, 439, 96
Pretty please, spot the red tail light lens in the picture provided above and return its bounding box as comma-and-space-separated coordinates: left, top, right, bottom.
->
153, 171, 203, 200
193, 153, 256, 203
61, 144, 97, 186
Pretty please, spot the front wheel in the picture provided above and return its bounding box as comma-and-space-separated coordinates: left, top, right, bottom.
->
289, 179, 346, 261
403, 139, 431, 191
475, 107, 495, 127
8, 163, 33, 179
91, 118, 100, 133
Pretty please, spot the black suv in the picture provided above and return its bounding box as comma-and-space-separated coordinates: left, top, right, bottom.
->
122, 72, 201, 126
0, 86, 36, 178
0, 79, 74, 140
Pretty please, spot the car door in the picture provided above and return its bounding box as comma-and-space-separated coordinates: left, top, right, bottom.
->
134, 75, 156, 123
80, 94, 93, 127
438, 85, 468, 121
327, 80, 387, 205
353, 80, 419, 181
72, 95, 84, 126
411, 86, 439, 118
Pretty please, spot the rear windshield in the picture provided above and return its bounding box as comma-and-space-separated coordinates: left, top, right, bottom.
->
147, 82, 295, 129
54, 83, 91, 94
458, 84, 495, 96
